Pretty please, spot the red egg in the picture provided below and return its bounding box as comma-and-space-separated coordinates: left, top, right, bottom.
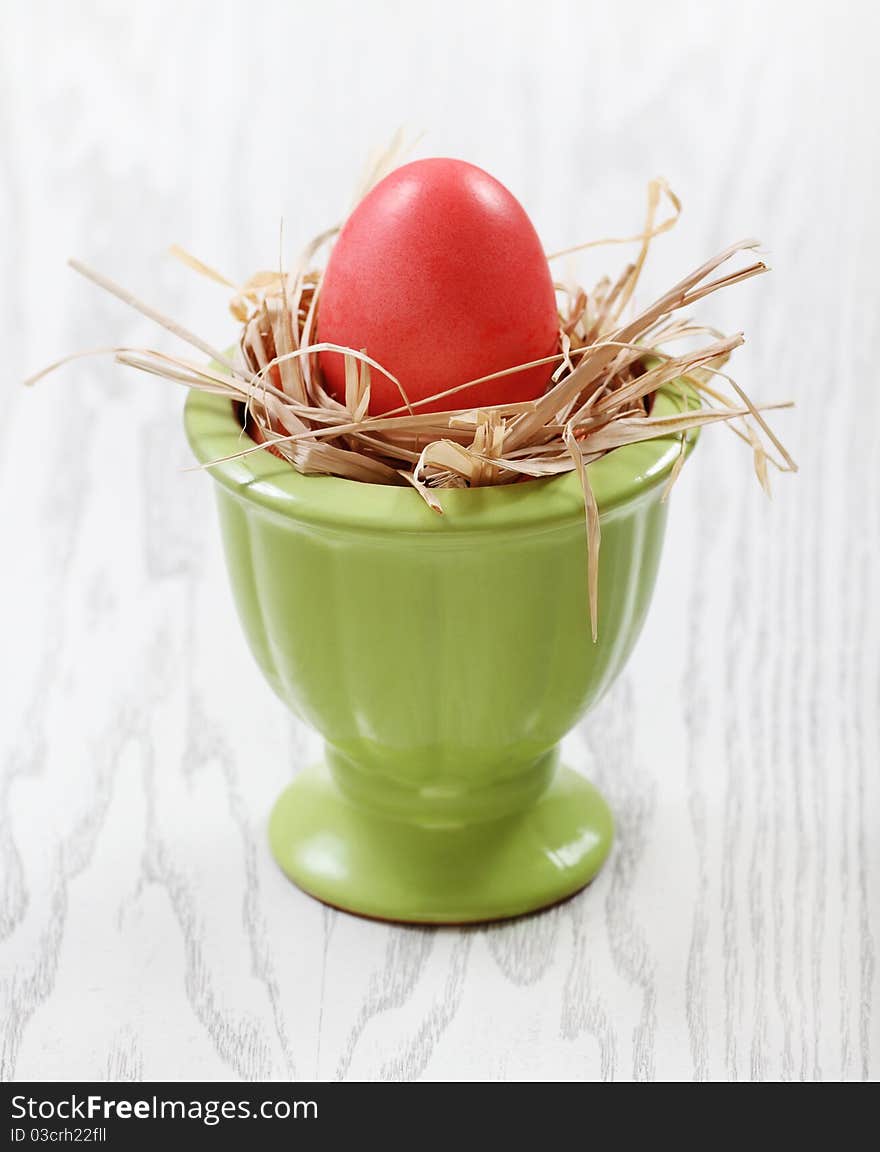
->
317, 158, 559, 415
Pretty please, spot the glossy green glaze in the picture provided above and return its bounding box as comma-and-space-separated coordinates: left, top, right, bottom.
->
185, 387, 696, 923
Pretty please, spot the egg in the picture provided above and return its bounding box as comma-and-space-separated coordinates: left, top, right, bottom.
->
317, 158, 559, 415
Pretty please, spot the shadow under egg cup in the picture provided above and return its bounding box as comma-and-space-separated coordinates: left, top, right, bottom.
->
185, 388, 695, 924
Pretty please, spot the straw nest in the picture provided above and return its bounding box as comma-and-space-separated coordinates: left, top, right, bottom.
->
28, 154, 795, 637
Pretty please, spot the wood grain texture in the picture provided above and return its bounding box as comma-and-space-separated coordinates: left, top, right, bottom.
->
1, 0, 878, 1082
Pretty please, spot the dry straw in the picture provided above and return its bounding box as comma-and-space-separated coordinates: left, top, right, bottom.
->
27, 157, 795, 638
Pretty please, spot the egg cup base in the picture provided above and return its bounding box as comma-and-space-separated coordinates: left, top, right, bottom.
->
268, 758, 613, 925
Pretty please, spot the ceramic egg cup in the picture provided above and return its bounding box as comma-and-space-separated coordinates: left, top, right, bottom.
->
185, 388, 695, 924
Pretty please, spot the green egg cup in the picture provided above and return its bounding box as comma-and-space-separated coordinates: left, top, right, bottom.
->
185, 386, 695, 924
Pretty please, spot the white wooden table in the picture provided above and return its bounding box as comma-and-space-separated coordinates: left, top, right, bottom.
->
1, 0, 877, 1081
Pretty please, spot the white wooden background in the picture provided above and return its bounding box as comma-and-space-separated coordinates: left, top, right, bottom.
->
1, 0, 878, 1082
